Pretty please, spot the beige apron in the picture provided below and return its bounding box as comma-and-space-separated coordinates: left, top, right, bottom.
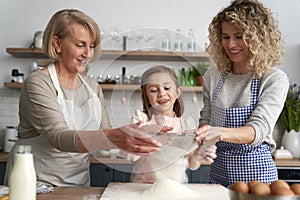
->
5, 63, 101, 186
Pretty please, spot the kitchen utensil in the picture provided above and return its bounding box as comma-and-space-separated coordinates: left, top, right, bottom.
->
11, 69, 19, 82
34, 31, 44, 49
4, 126, 18, 152
142, 130, 196, 174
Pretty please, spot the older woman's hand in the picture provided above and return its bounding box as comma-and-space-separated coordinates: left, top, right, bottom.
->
109, 123, 173, 154
78, 123, 172, 154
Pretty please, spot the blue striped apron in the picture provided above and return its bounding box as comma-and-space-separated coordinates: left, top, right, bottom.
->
209, 72, 278, 188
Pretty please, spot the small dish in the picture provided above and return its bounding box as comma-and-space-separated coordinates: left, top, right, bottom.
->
273, 146, 293, 160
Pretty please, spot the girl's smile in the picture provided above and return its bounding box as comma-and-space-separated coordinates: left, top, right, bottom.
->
145, 72, 182, 117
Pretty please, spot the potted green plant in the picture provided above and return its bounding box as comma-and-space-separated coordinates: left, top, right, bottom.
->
192, 62, 209, 86
280, 84, 300, 132
280, 83, 300, 158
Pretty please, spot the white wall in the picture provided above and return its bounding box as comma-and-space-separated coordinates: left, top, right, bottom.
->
0, 0, 300, 84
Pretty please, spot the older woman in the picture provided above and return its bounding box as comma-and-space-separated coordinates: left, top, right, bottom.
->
4, 9, 161, 187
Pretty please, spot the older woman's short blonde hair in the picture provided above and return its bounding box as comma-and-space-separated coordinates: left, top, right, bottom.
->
206, 0, 285, 77
42, 9, 101, 62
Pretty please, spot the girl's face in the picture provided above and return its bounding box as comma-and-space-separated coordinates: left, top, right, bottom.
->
221, 22, 250, 73
53, 22, 95, 74
145, 72, 182, 117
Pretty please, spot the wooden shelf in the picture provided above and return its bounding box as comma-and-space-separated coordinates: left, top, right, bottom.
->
100, 84, 203, 92
6, 48, 209, 62
4, 82, 203, 92
4, 82, 23, 89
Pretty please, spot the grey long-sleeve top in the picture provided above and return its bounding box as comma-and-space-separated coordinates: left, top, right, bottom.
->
199, 66, 289, 151
18, 70, 112, 152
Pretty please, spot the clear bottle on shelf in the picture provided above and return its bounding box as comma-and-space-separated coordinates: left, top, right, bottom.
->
162, 29, 171, 51
9, 145, 36, 200
187, 28, 196, 52
174, 29, 183, 52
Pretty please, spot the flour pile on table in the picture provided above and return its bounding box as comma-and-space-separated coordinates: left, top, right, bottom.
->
142, 178, 198, 200
100, 179, 230, 200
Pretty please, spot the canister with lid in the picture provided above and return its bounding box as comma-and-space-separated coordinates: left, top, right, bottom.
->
4, 126, 18, 152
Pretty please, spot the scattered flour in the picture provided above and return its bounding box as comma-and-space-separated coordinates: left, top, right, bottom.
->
100, 181, 229, 200
141, 178, 198, 200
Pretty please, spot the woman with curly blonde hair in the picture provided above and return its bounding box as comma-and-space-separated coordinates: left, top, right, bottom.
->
196, 0, 289, 187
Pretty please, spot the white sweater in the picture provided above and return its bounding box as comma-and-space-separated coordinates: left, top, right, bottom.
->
199, 66, 289, 151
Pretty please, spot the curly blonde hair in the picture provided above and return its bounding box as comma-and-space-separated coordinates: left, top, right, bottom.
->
206, 0, 285, 77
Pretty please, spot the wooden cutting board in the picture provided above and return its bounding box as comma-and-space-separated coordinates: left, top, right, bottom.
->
100, 182, 229, 200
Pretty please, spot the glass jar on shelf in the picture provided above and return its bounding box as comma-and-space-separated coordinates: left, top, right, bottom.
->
174, 29, 183, 52
97, 74, 104, 84
162, 29, 171, 51
187, 28, 196, 52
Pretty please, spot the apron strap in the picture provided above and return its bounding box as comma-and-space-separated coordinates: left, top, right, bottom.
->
77, 74, 98, 98
212, 71, 229, 104
250, 78, 260, 107
48, 63, 65, 101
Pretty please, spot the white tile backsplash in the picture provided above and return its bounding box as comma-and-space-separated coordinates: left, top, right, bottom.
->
0, 88, 20, 149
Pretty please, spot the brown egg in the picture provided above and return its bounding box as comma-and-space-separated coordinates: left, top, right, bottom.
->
251, 183, 271, 196
248, 180, 260, 194
290, 183, 300, 195
271, 187, 295, 196
270, 180, 290, 192
230, 181, 249, 194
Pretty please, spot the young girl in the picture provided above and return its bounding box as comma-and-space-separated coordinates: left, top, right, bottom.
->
125, 65, 217, 183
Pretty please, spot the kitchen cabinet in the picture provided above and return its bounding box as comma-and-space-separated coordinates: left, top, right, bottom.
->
113, 164, 133, 183
90, 163, 114, 187
0, 162, 6, 185
277, 166, 300, 185
90, 164, 133, 187
90, 164, 211, 187
187, 166, 211, 184
0, 161, 209, 187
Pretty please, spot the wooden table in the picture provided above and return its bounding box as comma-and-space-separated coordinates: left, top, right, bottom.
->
36, 187, 105, 200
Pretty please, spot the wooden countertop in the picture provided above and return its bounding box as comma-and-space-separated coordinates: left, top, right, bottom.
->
0, 151, 132, 165
36, 187, 104, 200
274, 159, 300, 167
0, 151, 212, 165
1, 151, 299, 167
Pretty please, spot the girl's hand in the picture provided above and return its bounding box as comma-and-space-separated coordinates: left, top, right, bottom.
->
188, 145, 217, 170
195, 125, 223, 144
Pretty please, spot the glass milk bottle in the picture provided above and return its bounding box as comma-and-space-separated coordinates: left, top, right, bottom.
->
9, 145, 36, 200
